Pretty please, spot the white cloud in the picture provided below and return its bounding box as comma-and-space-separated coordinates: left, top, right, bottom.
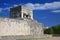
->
24, 3, 45, 10
3, 8, 9, 10
52, 10, 60, 13
0, 7, 10, 12
45, 27, 49, 29
24, 2, 60, 10
4, 3, 8, 5
43, 26, 49, 29
44, 2, 60, 9
14, 4, 18, 7
1, 2, 60, 12
0, 8, 3, 12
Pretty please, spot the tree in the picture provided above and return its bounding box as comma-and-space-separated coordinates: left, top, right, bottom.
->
44, 24, 60, 34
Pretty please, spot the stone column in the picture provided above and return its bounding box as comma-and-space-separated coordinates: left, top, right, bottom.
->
21, 11, 23, 18
31, 11, 33, 20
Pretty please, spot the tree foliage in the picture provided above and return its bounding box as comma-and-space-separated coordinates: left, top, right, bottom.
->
44, 24, 60, 34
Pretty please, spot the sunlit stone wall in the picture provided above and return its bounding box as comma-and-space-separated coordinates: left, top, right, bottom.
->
0, 18, 30, 36
0, 17, 43, 36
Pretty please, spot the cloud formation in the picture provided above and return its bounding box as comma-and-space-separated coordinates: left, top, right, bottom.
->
4, 3, 8, 5
52, 10, 60, 13
0, 8, 2, 12
24, 2, 60, 10
0, 2, 60, 13
14, 4, 18, 7
0, 7, 10, 13
43, 26, 49, 29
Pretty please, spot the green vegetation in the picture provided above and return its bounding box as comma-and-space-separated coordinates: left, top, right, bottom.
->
44, 24, 60, 34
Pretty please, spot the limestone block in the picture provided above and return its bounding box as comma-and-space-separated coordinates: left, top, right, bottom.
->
0, 18, 43, 36
0, 18, 30, 36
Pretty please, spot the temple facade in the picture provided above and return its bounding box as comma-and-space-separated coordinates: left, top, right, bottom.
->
0, 6, 44, 40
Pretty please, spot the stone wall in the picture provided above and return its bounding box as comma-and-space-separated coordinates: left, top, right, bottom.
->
22, 6, 33, 19
0, 17, 43, 36
0, 18, 30, 36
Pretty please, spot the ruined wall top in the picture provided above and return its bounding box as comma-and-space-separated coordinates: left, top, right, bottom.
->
10, 6, 33, 20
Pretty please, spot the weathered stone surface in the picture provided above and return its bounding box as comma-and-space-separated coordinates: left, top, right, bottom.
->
0, 18, 30, 36
0, 17, 43, 36
0, 6, 45, 40
0, 35, 53, 40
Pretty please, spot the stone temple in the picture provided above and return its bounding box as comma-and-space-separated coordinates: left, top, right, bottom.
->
0, 6, 44, 40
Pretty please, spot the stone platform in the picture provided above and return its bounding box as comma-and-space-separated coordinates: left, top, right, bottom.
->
0, 34, 53, 40
0, 35, 45, 40
0, 17, 43, 36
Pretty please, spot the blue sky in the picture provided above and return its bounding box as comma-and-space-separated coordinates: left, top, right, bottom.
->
0, 0, 60, 28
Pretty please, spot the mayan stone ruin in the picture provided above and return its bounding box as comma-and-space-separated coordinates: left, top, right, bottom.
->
0, 6, 45, 40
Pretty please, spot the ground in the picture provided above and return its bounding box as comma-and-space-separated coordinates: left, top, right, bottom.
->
17, 37, 60, 40
44, 37, 60, 40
